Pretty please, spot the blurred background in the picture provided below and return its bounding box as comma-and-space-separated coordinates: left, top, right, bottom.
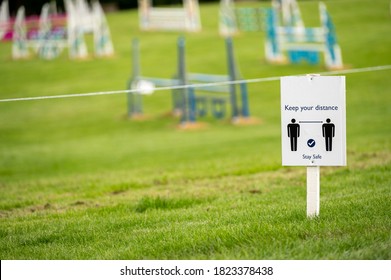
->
8, 0, 225, 15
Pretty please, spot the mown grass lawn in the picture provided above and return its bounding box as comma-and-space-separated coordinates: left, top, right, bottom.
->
0, 0, 390, 259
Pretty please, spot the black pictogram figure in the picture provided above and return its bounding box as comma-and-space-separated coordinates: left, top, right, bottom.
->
322, 118, 335, 151
287, 118, 300, 151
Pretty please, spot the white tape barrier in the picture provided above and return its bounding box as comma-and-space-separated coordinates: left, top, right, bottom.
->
0, 65, 390, 103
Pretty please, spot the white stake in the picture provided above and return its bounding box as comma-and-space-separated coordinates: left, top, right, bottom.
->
306, 166, 320, 217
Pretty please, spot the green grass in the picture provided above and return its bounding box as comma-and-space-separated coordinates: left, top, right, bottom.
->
0, 0, 390, 259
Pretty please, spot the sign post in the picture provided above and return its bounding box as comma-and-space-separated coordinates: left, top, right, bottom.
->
307, 166, 320, 217
280, 75, 346, 217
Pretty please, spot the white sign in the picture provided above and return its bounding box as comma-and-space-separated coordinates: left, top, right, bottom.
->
281, 75, 346, 166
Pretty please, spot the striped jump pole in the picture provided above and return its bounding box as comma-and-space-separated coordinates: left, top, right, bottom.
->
127, 38, 143, 117
225, 37, 250, 119
177, 36, 196, 124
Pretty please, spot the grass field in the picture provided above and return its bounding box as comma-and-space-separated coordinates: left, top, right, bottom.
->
0, 0, 390, 259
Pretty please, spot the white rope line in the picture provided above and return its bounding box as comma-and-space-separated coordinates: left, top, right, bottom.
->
0, 65, 390, 103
